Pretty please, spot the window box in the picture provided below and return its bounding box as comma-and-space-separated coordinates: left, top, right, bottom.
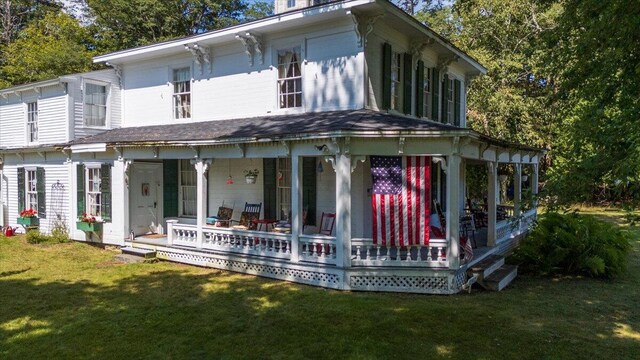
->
17, 217, 39, 227
76, 221, 103, 232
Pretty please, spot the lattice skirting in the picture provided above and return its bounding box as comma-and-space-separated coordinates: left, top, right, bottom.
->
348, 273, 463, 295
156, 249, 344, 289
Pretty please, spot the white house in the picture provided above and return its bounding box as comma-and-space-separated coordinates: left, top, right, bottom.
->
0, 0, 543, 294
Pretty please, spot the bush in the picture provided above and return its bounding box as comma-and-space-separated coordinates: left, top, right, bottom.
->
26, 228, 70, 244
510, 211, 632, 278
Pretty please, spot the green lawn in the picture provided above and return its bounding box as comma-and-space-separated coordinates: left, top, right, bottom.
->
1, 210, 639, 359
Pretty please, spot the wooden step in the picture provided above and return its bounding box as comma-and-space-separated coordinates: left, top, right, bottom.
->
121, 247, 156, 259
467, 255, 504, 279
483, 264, 518, 291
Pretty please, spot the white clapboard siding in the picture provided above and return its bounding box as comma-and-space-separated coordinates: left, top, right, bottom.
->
37, 88, 69, 145
0, 99, 26, 148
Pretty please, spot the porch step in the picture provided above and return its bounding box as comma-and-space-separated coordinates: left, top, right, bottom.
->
482, 264, 518, 291
121, 247, 156, 259
113, 253, 148, 264
467, 255, 505, 280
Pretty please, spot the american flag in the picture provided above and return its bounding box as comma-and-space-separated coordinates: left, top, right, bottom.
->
371, 156, 431, 246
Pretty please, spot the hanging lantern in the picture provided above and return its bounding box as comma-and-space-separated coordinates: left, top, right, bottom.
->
226, 175, 234, 185
317, 160, 324, 173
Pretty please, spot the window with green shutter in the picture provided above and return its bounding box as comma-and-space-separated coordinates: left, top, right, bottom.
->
263, 158, 277, 220
402, 52, 413, 115
36, 167, 46, 219
382, 43, 392, 110
441, 74, 449, 124
17, 167, 25, 212
163, 160, 179, 218
415, 60, 424, 118
76, 164, 85, 217
100, 164, 112, 222
431, 68, 440, 121
302, 157, 317, 226
454, 79, 462, 126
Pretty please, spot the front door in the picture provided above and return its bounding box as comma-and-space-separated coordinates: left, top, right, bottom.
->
130, 163, 162, 236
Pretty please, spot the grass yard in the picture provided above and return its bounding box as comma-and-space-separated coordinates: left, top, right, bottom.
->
1, 209, 639, 359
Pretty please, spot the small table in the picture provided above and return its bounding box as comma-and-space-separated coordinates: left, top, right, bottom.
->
253, 219, 276, 232
272, 226, 291, 234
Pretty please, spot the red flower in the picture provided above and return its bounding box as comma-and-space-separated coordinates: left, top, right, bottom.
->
79, 212, 98, 223
19, 208, 37, 218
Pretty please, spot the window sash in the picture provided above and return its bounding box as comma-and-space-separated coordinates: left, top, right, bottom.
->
447, 78, 454, 124
390, 52, 401, 111
287, 0, 295, 7
27, 102, 38, 142
87, 167, 102, 216
26, 170, 37, 210
179, 160, 197, 217
277, 47, 302, 109
173, 68, 192, 119
84, 83, 107, 126
276, 158, 292, 221
423, 67, 432, 119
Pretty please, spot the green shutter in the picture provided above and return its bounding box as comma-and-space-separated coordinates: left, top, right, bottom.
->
76, 164, 85, 217
381, 43, 392, 110
415, 60, 424, 118
101, 164, 112, 222
302, 157, 317, 226
36, 167, 46, 219
402, 52, 413, 115
442, 74, 450, 124
163, 160, 179, 217
431, 68, 440, 121
17, 167, 25, 212
454, 79, 461, 127
263, 158, 277, 220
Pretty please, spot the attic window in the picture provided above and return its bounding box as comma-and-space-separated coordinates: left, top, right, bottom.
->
277, 46, 302, 109
173, 68, 192, 119
287, 0, 295, 8
84, 83, 107, 127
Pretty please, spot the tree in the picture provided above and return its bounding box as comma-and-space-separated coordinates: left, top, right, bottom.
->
0, 12, 93, 86
0, 0, 61, 45
77, 0, 249, 53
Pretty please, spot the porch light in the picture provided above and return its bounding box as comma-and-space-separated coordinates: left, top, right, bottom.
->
521, 175, 529, 182
317, 160, 324, 173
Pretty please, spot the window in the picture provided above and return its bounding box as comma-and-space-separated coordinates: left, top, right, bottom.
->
422, 67, 432, 119
287, 0, 295, 7
179, 160, 197, 217
84, 83, 107, 126
390, 52, 401, 111
173, 68, 191, 119
277, 46, 302, 109
446, 77, 454, 124
277, 158, 292, 221
26, 170, 37, 210
27, 102, 38, 143
87, 167, 102, 216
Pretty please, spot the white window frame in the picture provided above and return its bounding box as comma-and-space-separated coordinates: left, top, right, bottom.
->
422, 66, 432, 119
276, 158, 292, 221
26, 101, 38, 144
446, 76, 455, 124
86, 165, 102, 218
172, 67, 192, 120
390, 52, 401, 111
276, 45, 303, 110
287, 0, 296, 7
179, 159, 197, 217
83, 79, 110, 128
25, 169, 37, 210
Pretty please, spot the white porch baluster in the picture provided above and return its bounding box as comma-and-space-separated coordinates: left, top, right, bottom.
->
487, 161, 498, 247
446, 154, 461, 269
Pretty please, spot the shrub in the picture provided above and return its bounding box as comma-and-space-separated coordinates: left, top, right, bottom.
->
26, 228, 70, 244
510, 211, 632, 278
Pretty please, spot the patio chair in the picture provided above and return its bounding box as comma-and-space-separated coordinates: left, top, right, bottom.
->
230, 202, 262, 230
206, 202, 234, 227
318, 212, 336, 236
433, 200, 446, 228
460, 214, 477, 248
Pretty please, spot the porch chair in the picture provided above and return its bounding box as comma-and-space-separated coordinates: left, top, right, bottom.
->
206, 201, 234, 227
460, 214, 477, 249
230, 202, 262, 230
433, 200, 446, 228
318, 212, 336, 236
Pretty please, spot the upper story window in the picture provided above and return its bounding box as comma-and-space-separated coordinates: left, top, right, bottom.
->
179, 159, 196, 217
277, 46, 302, 109
26, 101, 38, 143
26, 169, 37, 210
422, 67, 432, 119
287, 0, 295, 7
87, 167, 102, 217
446, 77, 454, 124
390, 52, 401, 111
84, 83, 107, 127
173, 68, 191, 119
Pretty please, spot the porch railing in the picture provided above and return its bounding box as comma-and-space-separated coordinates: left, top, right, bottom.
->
202, 226, 292, 260
171, 223, 199, 248
299, 234, 337, 265
496, 207, 538, 243
351, 238, 449, 268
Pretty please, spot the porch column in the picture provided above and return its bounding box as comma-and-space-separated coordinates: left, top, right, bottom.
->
290, 153, 302, 262
531, 163, 539, 208
194, 159, 210, 249
513, 163, 522, 217
335, 153, 351, 269
446, 154, 461, 269
487, 161, 498, 246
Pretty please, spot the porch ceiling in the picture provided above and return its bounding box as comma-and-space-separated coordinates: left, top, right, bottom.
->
64, 109, 544, 154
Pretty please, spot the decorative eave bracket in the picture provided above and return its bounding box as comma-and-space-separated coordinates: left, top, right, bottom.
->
106, 62, 123, 87
236, 32, 264, 67
350, 11, 384, 48
185, 44, 213, 75
437, 55, 460, 76
410, 38, 434, 69
432, 156, 447, 174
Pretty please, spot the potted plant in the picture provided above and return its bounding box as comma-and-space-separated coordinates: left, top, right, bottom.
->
76, 213, 103, 232
244, 168, 259, 184
17, 208, 39, 227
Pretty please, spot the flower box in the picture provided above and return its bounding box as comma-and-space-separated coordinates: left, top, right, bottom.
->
76, 221, 103, 232
17, 217, 39, 227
